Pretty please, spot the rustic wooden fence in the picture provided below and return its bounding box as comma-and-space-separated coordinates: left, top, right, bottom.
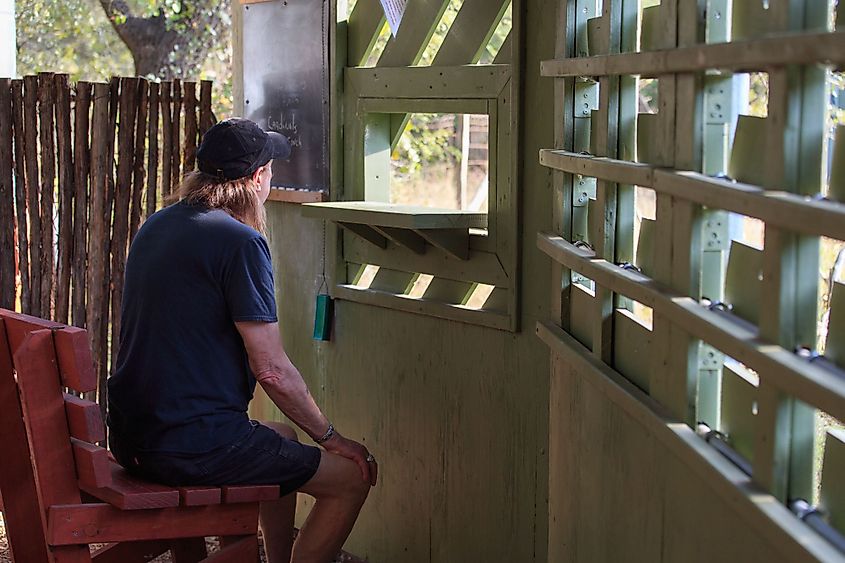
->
0, 73, 215, 407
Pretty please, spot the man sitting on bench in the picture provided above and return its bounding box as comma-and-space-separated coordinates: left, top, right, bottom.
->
108, 118, 377, 563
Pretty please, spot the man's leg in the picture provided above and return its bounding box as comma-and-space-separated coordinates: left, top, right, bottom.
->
262, 420, 371, 563
292, 451, 371, 563
260, 421, 299, 563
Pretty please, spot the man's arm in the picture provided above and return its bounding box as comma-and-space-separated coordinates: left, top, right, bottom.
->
235, 320, 376, 484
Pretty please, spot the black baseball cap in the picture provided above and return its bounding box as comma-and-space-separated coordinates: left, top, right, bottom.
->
196, 118, 291, 180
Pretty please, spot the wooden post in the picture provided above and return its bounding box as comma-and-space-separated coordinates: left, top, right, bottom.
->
38, 73, 56, 320
72, 82, 92, 329
171, 79, 183, 194
110, 77, 139, 373
160, 82, 173, 197
23, 75, 41, 316
199, 80, 214, 136
146, 82, 160, 218
55, 74, 75, 325
183, 81, 198, 173
87, 83, 110, 410
129, 79, 149, 243
11, 80, 29, 314
0, 79, 14, 310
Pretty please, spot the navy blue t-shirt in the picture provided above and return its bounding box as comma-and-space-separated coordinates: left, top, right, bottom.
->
108, 201, 277, 454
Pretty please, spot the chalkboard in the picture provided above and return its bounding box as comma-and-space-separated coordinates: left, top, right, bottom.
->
242, 0, 329, 192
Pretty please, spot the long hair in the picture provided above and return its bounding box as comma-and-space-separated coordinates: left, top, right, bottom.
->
174, 170, 266, 233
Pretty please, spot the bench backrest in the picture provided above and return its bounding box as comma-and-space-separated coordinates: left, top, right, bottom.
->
0, 308, 100, 561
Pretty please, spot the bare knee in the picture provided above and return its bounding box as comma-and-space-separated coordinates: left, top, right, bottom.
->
262, 420, 299, 441
301, 452, 371, 506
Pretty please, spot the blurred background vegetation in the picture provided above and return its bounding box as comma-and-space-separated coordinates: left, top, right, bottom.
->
15, 0, 234, 114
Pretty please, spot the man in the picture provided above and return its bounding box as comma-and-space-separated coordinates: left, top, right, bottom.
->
108, 119, 376, 563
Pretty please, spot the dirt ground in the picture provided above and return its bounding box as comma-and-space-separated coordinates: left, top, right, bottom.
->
0, 514, 358, 562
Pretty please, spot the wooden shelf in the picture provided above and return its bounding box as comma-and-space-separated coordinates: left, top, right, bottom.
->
266, 188, 328, 204
302, 202, 487, 260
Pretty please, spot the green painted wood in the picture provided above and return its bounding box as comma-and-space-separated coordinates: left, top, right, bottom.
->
377, 0, 451, 67
540, 31, 845, 77
820, 428, 845, 534
346, 65, 511, 99
368, 267, 417, 294
422, 277, 474, 304
543, 324, 830, 562
363, 113, 391, 202
721, 363, 758, 464
347, 0, 386, 66
344, 235, 510, 287
492, 33, 513, 64
570, 282, 595, 350
724, 240, 763, 326
612, 308, 651, 392
303, 202, 488, 229
635, 218, 655, 278
432, 0, 511, 66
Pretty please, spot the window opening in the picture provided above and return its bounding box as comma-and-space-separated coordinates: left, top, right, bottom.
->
389, 113, 490, 213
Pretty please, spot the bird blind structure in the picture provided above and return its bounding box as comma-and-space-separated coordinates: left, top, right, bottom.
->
539, 0, 845, 559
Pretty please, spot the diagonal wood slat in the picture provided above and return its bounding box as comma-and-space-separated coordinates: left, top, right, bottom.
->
347, 0, 386, 67
378, 0, 451, 67
432, 0, 511, 67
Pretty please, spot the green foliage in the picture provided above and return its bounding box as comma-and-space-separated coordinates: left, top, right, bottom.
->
15, 0, 133, 81
15, 0, 233, 116
392, 114, 461, 179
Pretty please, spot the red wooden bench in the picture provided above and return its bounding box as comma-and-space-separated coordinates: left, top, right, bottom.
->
0, 309, 280, 562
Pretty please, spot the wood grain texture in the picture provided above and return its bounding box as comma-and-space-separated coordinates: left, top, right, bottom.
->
179, 487, 222, 507
64, 393, 106, 443
71, 438, 112, 489
146, 82, 160, 218
182, 81, 198, 173
0, 79, 14, 310
170, 79, 182, 195
221, 485, 279, 504
109, 77, 139, 374
72, 82, 91, 329
38, 73, 56, 320
129, 79, 148, 243
86, 83, 110, 392
48, 503, 259, 545
23, 75, 41, 316
160, 82, 173, 197
199, 81, 214, 136
54, 326, 97, 392
55, 74, 75, 324
540, 30, 845, 77
0, 319, 53, 562
80, 463, 180, 510
11, 80, 30, 314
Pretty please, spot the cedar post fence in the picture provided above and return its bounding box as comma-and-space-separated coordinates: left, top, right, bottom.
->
0, 74, 215, 414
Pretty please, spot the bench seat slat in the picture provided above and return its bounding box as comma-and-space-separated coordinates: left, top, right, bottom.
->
179, 486, 222, 507
81, 463, 180, 510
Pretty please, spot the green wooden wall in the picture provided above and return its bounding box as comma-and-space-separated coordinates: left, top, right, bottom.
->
234, 0, 844, 561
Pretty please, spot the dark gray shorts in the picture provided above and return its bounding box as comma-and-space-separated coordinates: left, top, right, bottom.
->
113, 420, 322, 496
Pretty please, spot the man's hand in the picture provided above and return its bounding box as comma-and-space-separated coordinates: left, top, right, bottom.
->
322, 432, 378, 487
